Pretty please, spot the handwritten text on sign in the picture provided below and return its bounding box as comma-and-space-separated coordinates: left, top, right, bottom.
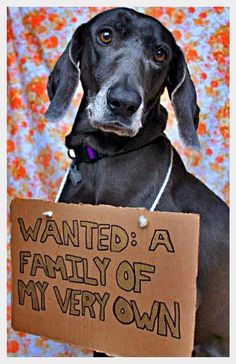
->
10, 199, 199, 357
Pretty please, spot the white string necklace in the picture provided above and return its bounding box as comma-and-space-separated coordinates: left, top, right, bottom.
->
150, 145, 173, 211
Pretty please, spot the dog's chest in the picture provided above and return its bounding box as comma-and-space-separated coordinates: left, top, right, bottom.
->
72, 145, 174, 209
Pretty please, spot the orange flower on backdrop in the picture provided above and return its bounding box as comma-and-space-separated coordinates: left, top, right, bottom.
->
8, 88, 24, 110
11, 158, 27, 181
7, 139, 15, 153
44, 35, 58, 48
7, 340, 19, 354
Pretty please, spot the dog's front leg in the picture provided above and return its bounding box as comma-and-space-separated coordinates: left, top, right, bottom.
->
193, 338, 226, 357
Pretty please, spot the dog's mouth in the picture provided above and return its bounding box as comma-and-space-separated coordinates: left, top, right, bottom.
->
92, 121, 138, 137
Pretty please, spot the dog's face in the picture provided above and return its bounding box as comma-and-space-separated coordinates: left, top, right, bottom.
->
45, 8, 200, 147
79, 9, 175, 137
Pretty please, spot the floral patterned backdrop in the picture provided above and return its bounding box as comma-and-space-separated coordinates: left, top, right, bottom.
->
7, 7, 229, 357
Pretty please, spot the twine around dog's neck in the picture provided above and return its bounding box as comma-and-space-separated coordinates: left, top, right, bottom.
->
149, 144, 173, 211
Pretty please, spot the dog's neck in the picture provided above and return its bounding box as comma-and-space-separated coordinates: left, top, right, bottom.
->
65, 100, 168, 156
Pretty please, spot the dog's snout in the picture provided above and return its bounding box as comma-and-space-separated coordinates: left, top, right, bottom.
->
107, 86, 142, 117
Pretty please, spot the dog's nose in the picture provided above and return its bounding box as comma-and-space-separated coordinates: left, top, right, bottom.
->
107, 86, 142, 117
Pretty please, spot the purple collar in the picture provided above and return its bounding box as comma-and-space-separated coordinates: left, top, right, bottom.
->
67, 132, 167, 164
68, 144, 105, 163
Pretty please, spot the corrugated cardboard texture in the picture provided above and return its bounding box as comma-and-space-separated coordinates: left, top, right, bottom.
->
10, 198, 199, 357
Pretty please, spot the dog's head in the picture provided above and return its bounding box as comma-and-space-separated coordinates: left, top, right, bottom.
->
45, 7, 200, 148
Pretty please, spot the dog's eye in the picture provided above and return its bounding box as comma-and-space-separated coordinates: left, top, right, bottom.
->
98, 30, 113, 44
154, 48, 168, 62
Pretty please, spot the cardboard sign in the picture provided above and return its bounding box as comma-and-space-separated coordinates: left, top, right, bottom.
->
10, 198, 199, 357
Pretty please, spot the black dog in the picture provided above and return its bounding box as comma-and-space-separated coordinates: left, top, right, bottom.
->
45, 8, 229, 357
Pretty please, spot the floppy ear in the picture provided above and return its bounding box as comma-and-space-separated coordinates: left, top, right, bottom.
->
167, 46, 200, 149
45, 24, 85, 122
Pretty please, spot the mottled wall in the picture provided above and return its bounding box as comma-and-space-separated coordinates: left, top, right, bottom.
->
7, 7, 229, 357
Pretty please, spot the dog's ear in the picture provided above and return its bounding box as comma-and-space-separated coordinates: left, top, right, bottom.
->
45, 24, 86, 122
166, 46, 200, 149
